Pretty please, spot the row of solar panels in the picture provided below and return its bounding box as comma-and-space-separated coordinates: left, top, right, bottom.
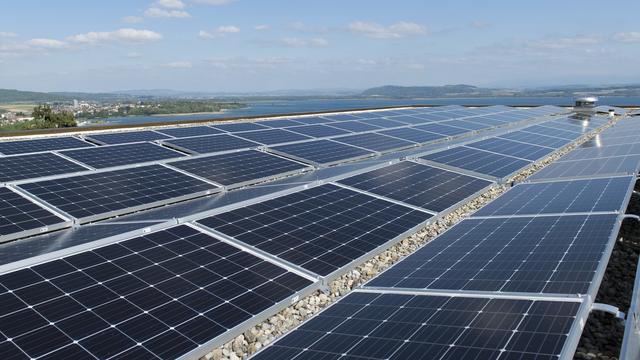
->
0, 105, 561, 185
250, 118, 634, 360
0, 110, 610, 359
0, 106, 565, 244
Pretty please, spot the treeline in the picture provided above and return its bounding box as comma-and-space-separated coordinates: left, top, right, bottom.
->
0, 104, 76, 131
78, 100, 246, 119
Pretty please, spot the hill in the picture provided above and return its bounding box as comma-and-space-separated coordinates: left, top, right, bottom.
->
360, 84, 497, 98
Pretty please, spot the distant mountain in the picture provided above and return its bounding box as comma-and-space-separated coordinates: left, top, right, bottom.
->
360, 85, 497, 98
0, 89, 72, 103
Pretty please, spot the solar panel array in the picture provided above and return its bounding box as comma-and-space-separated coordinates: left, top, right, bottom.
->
0, 225, 315, 359
167, 150, 311, 188
197, 184, 432, 277
2, 104, 607, 360
338, 161, 492, 212
0, 187, 69, 243
0, 137, 93, 155
252, 292, 583, 360
60, 142, 186, 169
18, 165, 218, 223
0, 153, 88, 183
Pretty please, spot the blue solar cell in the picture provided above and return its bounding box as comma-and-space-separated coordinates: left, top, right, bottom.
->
155, 126, 224, 138
325, 121, 382, 133
333, 133, 416, 153
232, 129, 312, 145
289, 116, 334, 125
521, 125, 581, 140
473, 176, 632, 217
197, 184, 432, 276
359, 118, 407, 128
465, 138, 555, 161
162, 134, 259, 154
442, 119, 492, 131
85, 131, 172, 145
384, 115, 432, 125
421, 147, 531, 178
252, 292, 582, 360
285, 124, 351, 138
269, 140, 375, 166
0, 153, 88, 183
499, 131, 571, 148
60, 142, 185, 169
338, 161, 492, 212
413, 123, 469, 136
0, 137, 93, 155
367, 214, 618, 294
0, 187, 69, 243
377, 128, 444, 144
18, 165, 217, 222
260, 119, 306, 128
529, 155, 640, 182
0, 225, 314, 359
212, 122, 270, 133
168, 150, 309, 187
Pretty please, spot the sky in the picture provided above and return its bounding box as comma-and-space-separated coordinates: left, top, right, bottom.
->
1, 0, 639, 92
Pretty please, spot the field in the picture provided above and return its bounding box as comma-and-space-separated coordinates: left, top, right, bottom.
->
0, 103, 36, 113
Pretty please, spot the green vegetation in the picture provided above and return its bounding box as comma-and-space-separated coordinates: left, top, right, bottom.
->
0, 104, 77, 131
77, 100, 246, 119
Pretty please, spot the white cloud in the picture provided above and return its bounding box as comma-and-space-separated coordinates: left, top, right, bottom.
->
254, 24, 271, 31
613, 32, 640, 43
348, 21, 427, 39
288, 22, 305, 31
532, 36, 600, 49
27, 38, 68, 49
123, 16, 143, 24
144, 7, 190, 18
156, 0, 185, 9
470, 21, 490, 29
192, 0, 236, 5
0, 32, 18, 38
166, 60, 192, 68
199, 26, 240, 39
126, 52, 142, 58
281, 37, 328, 47
68, 28, 163, 44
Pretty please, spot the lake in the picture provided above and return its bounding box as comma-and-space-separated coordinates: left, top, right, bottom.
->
81, 96, 640, 126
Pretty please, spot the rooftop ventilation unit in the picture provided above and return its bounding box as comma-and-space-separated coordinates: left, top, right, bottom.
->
574, 96, 598, 114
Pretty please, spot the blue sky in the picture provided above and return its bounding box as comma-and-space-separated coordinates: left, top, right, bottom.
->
1, 0, 639, 92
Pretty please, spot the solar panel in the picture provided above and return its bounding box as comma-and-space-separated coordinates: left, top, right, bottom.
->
252, 291, 582, 360
499, 131, 571, 148
197, 184, 432, 277
377, 128, 445, 144
155, 126, 224, 138
321, 114, 361, 121
18, 165, 218, 223
325, 121, 382, 133
285, 124, 351, 138
269, 140, 375, 166
441, 119, 490, 131
260, 119, 306, 128
84, 131, 172, 145
466, 138, 555, 161
359, 118, 407, 128
366, 214, 618, 294
211, 122, 270, 132
0, 225, 314, 360
469, 116, 508, 127
289, 116, 334, 125
560, 143, 640, 161
385, 115, 432, 125
60, 142, 186, 169
333, 133, 416, 153
521, 125, 581, 141
420, 147, 531, 179
528, 155, 640, 181
413, 123, 469, 136
338, 162, 493, 212
162, 134, 260, 154
233, 129, 312, 145
474, 176, 632, 217
0, 137, 93, 155
0, 153, 88, 183
0, 187, 69, 243
167, 150, 310, 188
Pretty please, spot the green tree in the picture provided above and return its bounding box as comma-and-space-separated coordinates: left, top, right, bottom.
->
32, 104, 77, 128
